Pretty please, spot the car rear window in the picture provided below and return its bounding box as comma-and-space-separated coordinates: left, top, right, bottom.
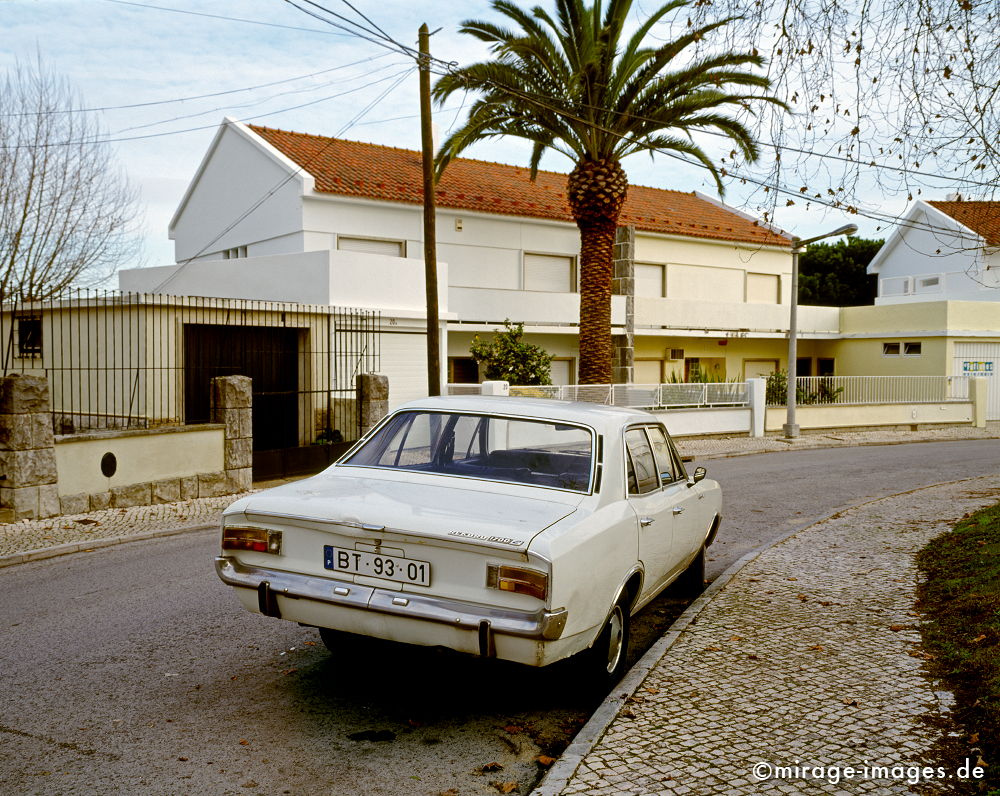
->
342, 411, 595, 492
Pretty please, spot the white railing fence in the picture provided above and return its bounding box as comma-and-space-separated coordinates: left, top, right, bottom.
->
448, 375, 972, 410
767, 375, 970, 407
447, 382, 749, 409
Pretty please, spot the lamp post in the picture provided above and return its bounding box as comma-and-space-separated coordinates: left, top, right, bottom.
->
783, 223, 858, 438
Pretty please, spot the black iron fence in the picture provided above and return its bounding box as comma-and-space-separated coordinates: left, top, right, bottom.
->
0, 290, 380, 469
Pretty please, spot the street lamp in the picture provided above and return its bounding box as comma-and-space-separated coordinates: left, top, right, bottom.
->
783, 223, 859, 439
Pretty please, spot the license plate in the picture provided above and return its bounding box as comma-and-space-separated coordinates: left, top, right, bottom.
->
324, 546, 431, 586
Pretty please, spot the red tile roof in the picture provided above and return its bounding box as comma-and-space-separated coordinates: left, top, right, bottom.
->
927, 200, 1000, 247
248, 124, 790, 248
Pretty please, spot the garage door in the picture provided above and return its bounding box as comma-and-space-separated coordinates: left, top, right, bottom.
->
954, 342, 1000, 420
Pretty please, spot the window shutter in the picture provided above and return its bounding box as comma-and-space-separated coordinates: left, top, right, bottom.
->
634, 264, 665, 297
337, 237, 404, 257
524, 253, 574, 292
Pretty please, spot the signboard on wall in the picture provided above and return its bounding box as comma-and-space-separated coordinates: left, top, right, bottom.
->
963, 360, 995, 377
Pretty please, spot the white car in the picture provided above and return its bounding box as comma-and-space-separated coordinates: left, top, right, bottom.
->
215, 395, 722, 684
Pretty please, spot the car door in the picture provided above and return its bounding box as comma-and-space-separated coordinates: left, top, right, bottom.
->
624, 426, 675, 602
648, 425, 706, 568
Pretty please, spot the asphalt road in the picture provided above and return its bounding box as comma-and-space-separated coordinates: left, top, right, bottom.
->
1, 439, 997, 796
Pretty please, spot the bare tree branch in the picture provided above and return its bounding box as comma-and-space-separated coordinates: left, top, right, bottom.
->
0, 56, 142, 299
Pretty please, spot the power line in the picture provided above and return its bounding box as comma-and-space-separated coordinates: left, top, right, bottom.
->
153, 67, 416, 292
0, 67, 416, 150
114, 60, 407, 134
100, 0, 354, 37
0, 55, 394, 118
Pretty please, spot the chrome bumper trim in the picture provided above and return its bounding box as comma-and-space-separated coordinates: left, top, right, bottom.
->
215, 556, 567, 640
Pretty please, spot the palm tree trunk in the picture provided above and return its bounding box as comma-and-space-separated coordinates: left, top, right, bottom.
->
576, 217, 617, 384
568, 158, 628, 385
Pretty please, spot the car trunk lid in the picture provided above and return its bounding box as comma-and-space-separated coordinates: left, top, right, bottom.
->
233, 468, 580, 553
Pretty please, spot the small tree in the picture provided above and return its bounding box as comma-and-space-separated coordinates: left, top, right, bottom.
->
469, 320, 554, 385
0, 57, 141, 298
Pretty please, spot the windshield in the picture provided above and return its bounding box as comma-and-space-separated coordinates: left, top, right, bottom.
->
342, 411, 595, 493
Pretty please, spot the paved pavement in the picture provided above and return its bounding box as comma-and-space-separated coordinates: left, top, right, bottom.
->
537, 474, 1000, 795
2, 423, 998, 795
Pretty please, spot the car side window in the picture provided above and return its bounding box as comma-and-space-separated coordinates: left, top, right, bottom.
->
647, 425, 680, 483
624, 428, 659, 495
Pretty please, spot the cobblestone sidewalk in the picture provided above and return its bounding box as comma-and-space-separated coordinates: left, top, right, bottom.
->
541, 475, 1000, 795
0, 493, 239, 565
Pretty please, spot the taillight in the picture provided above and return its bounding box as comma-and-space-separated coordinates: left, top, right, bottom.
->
486, 564, 548, 600
222, 526, 282, 555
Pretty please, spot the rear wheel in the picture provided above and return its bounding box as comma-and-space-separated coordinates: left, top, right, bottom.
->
579, 597, 631, 689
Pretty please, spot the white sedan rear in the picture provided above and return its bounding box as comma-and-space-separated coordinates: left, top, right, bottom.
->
216, 395, 721, 685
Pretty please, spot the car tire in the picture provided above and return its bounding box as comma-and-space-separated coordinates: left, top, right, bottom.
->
580, 597, 631, 690
673, 545, 706, 597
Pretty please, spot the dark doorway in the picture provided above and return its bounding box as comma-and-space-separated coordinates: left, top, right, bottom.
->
184, 322, 300, 459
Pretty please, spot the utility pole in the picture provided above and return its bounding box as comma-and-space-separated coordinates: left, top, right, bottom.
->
419, 23, 441, 396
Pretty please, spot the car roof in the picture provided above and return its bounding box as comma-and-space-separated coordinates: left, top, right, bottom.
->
393, 394, 658, 432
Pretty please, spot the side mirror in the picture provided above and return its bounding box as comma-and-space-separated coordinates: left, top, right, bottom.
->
691, 466, 707, 485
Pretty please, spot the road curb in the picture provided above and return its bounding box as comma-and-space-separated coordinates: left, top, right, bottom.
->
530, 474, 990, 795
0, 522, 217, 569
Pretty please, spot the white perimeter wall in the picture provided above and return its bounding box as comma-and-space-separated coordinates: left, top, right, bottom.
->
55, 426, 224, 496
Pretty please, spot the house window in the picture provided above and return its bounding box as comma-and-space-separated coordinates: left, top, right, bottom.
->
448, 357, 479, 384
903, 342, 922, 356
882, 342, 901, 356
222, 245, 247, 259
746, 272, 780, 304
337, 236, 405, 257
523, 253, 575, 292
880, 277, 912, 297
818, 358, 835, 377
915, 276, 941, 293
17, 317, 42, 357
634, 263, 666, 298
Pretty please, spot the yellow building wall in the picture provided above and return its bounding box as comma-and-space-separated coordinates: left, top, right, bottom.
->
817, 337, 946, 377
634, 235, 792, 304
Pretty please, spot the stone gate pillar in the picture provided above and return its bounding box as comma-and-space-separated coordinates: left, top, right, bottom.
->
211, 375, 253, 493
0, 374, 59, 521
356, 373, 389, 437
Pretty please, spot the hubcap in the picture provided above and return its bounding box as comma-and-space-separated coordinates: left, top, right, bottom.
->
605, 605, 624, 674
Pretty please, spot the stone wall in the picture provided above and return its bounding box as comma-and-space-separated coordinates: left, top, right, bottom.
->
0, 372, 253, 522
0, 374, 59, 521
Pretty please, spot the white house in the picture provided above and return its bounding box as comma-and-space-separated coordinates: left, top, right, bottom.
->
123, 118, 857, 402
121, 120, 1000, 419
867, 199, 1000, 304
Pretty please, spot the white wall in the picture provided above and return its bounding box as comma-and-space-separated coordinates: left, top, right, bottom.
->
634, 297, 840, 335
171, 125, 305, 263
55, 426, 224, 496
120, 250, 448, 314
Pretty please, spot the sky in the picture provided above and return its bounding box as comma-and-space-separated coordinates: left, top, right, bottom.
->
0, 0, 958, 273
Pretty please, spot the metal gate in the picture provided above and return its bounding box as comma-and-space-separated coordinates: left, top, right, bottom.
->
954, 342, 1000, 420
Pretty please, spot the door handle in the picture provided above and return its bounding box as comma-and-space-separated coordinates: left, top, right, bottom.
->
672, 507, 685, 515
640, 516, 655, 527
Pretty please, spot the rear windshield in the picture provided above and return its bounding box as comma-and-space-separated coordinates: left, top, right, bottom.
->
342, 411, 594, 492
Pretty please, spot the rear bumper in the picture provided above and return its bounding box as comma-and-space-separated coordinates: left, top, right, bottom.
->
215, 556, 568, 645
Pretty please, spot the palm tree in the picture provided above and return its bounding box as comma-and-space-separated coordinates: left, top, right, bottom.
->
434, 0, 785, 384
